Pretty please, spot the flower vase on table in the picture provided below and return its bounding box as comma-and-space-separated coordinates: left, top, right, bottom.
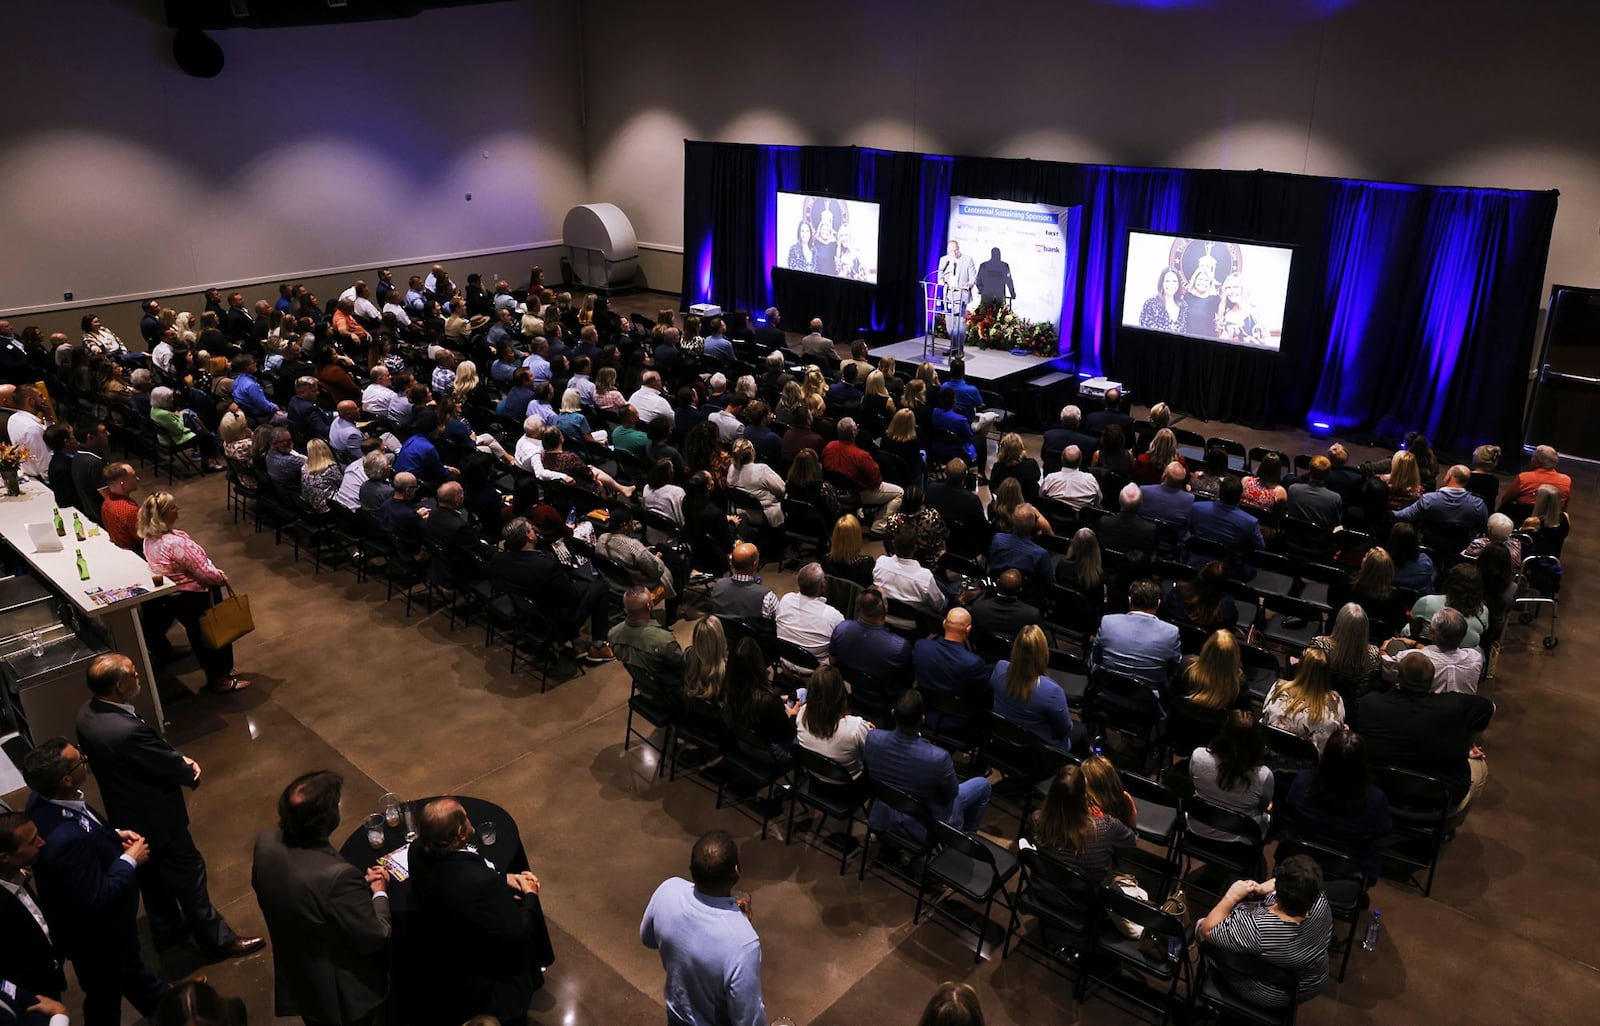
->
0, 444, 28, 496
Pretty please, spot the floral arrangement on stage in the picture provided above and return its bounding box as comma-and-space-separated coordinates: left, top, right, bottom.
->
940, 301, 1058, 357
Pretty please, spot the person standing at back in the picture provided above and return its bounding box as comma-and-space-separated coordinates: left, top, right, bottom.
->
251, 771, 392, 1026
640, 830, 766, 1026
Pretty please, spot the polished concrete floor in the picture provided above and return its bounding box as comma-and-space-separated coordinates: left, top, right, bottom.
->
11, 348, 1596, 1024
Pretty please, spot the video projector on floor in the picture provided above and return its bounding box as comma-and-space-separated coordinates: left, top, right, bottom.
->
1078, 377, 1126, 400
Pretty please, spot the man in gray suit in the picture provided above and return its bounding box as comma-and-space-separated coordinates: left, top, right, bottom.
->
938, 241, 977, 354
252, 771, 392, 1026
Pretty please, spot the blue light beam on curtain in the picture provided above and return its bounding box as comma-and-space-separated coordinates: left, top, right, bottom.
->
1080, 167, 1186, 377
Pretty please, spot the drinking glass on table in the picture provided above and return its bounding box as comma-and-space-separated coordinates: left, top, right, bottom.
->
477, 820, 497, 846
403, 804, 418, 843
364, 813, 386, 849
382, 793, 401, 827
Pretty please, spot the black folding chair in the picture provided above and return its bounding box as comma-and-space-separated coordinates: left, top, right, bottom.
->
1275, 838, 1368, 982
921, 819, 1021, 963
1178, 796, 1267, 912
1001, 848, 1102, 997
786, 746, 869, 874
1374, 764, 1452, 897
1194, 940, 1308, 1025
1092, 883, 1191, 1025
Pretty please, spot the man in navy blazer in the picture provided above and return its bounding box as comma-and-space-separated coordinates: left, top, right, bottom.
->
1139, 463, 1196, 525
1188, 477, 1265, 570
74, 654, 262, 959
912, 608, 994, 724
1089, 579, 1182, 693
22, 737, 166, 1026
862, 690, 991, 843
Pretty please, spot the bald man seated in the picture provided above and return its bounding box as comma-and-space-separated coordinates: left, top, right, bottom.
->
711, 542, 777, 621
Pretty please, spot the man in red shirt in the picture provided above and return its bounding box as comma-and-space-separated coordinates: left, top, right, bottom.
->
821, 417, 902, 534
98, 462, 143, 551
1502, 444, 1572, 510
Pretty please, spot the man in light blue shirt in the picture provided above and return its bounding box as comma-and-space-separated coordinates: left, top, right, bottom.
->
521, 338, 552, 384
329, 402, 366, 463
702, 318, 736, 365
640, 831, 766, 1026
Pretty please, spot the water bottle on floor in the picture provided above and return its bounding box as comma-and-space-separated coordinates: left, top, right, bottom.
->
1362, 909, 1382, 951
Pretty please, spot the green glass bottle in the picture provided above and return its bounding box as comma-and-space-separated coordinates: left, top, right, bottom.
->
75, 548, 89, 581
52, 507, 64, 537
71, 512, 85, 542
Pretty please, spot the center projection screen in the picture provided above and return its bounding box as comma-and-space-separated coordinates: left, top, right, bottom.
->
946, 197, 1076, 327
1120, 231, 1293, 351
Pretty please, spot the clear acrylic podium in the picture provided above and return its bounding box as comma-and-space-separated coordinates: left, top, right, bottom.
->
921, 275, 964, 360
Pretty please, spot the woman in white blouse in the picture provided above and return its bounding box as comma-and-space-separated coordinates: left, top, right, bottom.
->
726, 438, 786, 527
795, 666, 873, 777
1262, 647, 1347, 752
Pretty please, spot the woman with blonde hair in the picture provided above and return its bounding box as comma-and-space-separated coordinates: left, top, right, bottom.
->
592, 366, 624, 409
989, 476, 1026, 533
862, 369, 896, 432
990, 625, 1075, 750
578, 292, 597, 325
774, 380, 805, 426
801, 367, 827, 403
219, 409, 253, 462
823, 513, 874, 587
450, 359, 483, 407
902, 377, 930, 432
726, 437, 786, 526
916, 361, 940, 391
876, 355, 904, 398
796, 665, 873, 777
1058, 527, 1104, 604
1380, 449, 1423, 510
878, 408, 923, 484
298, 439, 341, 512
988, 432, 1040, 503
138, 491, 248, 693
683, 616, 727, 700
1330, 545, 1405, 626
1132, 427, 1183, 485
1263, 647, 1346, 751
1178, 629, 1244, 709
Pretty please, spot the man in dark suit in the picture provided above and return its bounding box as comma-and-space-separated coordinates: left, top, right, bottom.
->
489, 518, 611, 662
924, 459, 985, 532
224, 292, 255, 345
862, 690, 991, 842
22, 737, 166, 1026
73, 654, 263, 960
1041, 405, 1099, 473
1089, 579, 1182, 693
1285, 455, 1344, 530
409, 799, 549, 1026
1187, 477, 1265, 571
1094, 483, 1159, 561
251, 771, 392, 1026
753, 307, 787, 355
912, 608, 994, 724
1083, 387, 1135, 437
0, 812, 66, 1002
378, 472, 428, 561
967, 569, 1041, 644
1324, 443, 1367, 506
424, 481, 489, 587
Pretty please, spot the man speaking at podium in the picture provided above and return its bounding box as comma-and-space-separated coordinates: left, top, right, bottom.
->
938, 240, 977, 355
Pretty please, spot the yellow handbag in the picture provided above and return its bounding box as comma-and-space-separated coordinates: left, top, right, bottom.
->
198, 585, 255, 648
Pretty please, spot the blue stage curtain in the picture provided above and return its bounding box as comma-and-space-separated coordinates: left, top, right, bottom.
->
1310, 182, 1554, 456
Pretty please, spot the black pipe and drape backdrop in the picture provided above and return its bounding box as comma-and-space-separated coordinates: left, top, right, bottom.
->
681, 140, 1557, 459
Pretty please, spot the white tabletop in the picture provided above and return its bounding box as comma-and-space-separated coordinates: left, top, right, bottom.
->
0, 476, 175, 615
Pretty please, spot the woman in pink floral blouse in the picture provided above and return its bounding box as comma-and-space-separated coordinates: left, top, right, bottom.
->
137, 491, 249, 693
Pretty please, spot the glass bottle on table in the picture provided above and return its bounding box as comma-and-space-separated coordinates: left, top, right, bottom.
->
71, 512, 85, 542
75, 549, 89, 581
52, 508, 64, 537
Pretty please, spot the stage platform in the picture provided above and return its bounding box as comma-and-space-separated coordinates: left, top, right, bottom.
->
871, 337, 1075, 386
872, 337, 1082, 428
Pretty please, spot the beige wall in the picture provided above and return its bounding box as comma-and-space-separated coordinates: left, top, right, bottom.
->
581, 0, 1600, 300
2, 0, 587, 315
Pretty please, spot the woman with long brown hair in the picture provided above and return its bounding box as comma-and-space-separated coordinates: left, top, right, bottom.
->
1079, 752, 1138, 830
1189, 710, 1273, 844
795, 665, 872, 777
1028, 764, 1136, 882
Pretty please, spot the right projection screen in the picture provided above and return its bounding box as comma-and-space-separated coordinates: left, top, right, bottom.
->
1121, 231, 1293, 351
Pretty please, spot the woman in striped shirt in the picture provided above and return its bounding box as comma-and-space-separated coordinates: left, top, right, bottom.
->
1198, 854, 1333, 1009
